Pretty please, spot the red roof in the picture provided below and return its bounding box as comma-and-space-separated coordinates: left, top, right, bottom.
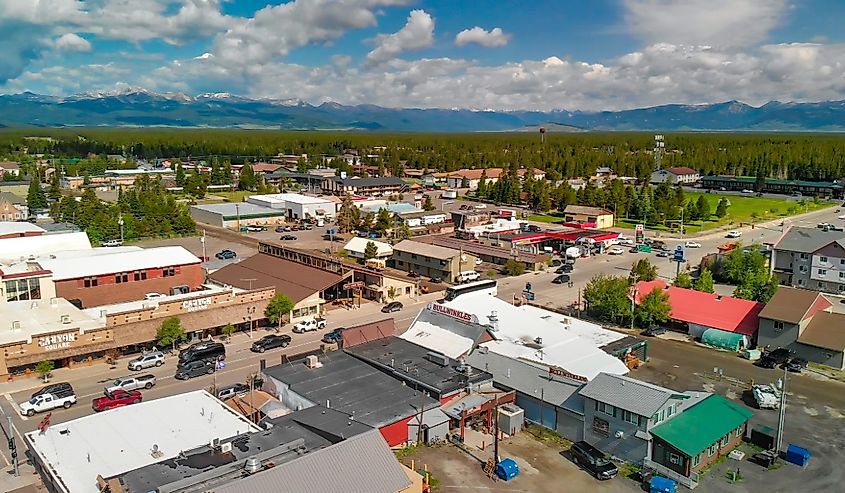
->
635, 280, 763, 336
667, 166, 699, 176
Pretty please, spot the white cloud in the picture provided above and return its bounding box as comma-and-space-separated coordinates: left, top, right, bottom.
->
366, 9, 435, 65
454, 27, 509, 48
623, 0, 787, 47
55, 33, 91, 52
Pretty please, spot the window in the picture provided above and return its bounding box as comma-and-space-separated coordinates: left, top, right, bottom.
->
115, 273, 129, 284
840, 259, 845, 265
818, 269, 827, 276
820, 256, 828, 263
839, 285, 845, 293
665, 404, 676, 417
799, 265, 807, 273
797, 279, 805, 287
162, 267, 176, 277
735, 427, 743, 438
691, 453, 701, 467
669, 453, 682, 465
595, 401, 616, 417
720, 434, 729, 447
397, 260, 404, 267
622, 410, 640, 425
411, 254, 417, 260
134, 270, 147, 281
4, 278, 42, 302
800, 253, 809, 260
84, 277, 98, 288
774, 321, 784, 331
708, 444, 718, 457
818, 281, 824, 289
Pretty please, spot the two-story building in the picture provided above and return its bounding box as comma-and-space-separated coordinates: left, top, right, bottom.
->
391, 240, 477, 283
650, 167, 700, 185
562, 205, 614, 229
772, 226, 845, 294
322, 176, 407, 196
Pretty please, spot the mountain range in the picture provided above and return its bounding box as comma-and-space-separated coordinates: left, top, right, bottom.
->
1, 88, 843, 132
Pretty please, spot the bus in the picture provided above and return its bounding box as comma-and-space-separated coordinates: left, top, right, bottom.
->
444, 279, 497, 301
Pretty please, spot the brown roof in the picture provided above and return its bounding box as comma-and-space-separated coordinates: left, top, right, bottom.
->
251, 162, 283, 173
758, 286, 830, 324
342, 318, 396, 348
209, 253, 348, 304
563, 205, 612, 216
0, 161, 20, 170
447, 167, 544, 181
225, 390, 276, 416
667, 166, 699, 176
394, 239, 461, 260
798, 311, 845, 351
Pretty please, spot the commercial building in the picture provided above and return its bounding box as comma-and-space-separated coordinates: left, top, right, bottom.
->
0, 220, 43, 239
0, 230, 92, 260
322, 176, 407, 196
392, 240, 478, 283
772, 226, 845, 293
343, 236, 393, 260
562, 205, 614, 229
61, 168, 174, 191
445, 167, 546, 190
246, 193, 337, 221
650, 167, 700, 185
634, 280, 764, 350
701, 175, 844, 197
757, 286, 845, 369
396, 210, 448, 229
413, 234, 550, 271
190, 202, 287, 228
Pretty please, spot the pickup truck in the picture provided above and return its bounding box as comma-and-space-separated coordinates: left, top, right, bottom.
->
292, 317, 327, 333
19, 392, 77, 417
93, 389, 143, 412
105, 374, 156, 394
752, 384, 781, 409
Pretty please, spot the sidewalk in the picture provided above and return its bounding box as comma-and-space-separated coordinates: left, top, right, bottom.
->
0, 462, 44, 493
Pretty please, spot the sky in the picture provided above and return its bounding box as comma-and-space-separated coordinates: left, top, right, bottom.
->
0, 0, 843, 111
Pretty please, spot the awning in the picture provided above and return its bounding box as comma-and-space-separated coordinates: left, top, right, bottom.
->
701, 328, 745, 351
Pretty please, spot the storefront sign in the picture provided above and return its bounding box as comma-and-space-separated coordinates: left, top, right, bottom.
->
182, 297, 212, 312
592, 417, 610, 437
428, 303, 478, 324
548, 365, 588, 383
343, 281, 365, 291
38, 332, 77, 351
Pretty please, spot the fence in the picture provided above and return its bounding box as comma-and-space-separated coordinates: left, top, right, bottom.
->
642, 458, 699, 489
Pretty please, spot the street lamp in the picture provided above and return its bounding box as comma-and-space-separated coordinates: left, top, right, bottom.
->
118, 215, 124, 243
630, 275, 640, 331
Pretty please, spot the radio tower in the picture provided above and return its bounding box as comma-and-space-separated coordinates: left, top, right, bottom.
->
654, 134, 665, 170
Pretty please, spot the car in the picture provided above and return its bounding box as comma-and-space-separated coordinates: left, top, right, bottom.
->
619, 239, 635, 247
274, 225, 287, 233
741, 189, 754, 194
641, 325, 667, 337
280, 234, 297, 241
283, 226, 293, 232
92, 389, 142, 412
128, 351, 166, 370
105, 374, 156, 393
629, 247, 640, 253
607, 247, 625, 255
719, 187, 727, 191
242, 225, 266, 232
551, 259, 562, 267
291, 224, 300, 231
552, 274, 571, 284
656, 251, 669, 258
357, 230, 369, 237
217, 383, 250, 401
382, 301, 403, 313
726, 230, 742, 238
569, 441, 618, 480
292, 317, 327, 333
302, 223, 313, 230
251, 334, 292, 353
215, 249, 237, 260
407, 271, 420, 278
783, 357, 808, 373
474, 204, 487, 209
758, 348, 794, 369
684, 241, 702, 248
429, 276, 442, 283
102, 239, 123, 247
475, 258, 482, 265
144, 292, 165, 301
556, 264, 573, 274
322, 328, 345, 344
175, 360, 216, 380
20, 383, 77, 416
817, 222, 832, 229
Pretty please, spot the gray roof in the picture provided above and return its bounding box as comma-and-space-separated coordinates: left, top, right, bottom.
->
578, 372, 678, 417
275, 405, 374, 442
329, 176, 407, 187
0, 191, 25, 204
774, 226, 845, 254
263, 351, 439, 428
465, 349, 585, 414
211, 429, 411, 493
393, 239, 461, 260
191, 202, 284, 218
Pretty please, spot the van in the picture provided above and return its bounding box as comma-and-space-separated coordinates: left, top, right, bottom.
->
177, 342, 225, 366
458, 271, 480, 283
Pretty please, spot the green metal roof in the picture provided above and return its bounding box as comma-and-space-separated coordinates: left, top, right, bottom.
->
701, 328, 745, 351
702, 175, 843, 188
650, 394, 753, 457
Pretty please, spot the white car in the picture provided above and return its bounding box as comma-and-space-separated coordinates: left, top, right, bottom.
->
144, 293, 165, 301
102, 239, 123, 247
619, 239, 635, 247
474, 204, 487, 209
607, 247, 625, 255
726, 230, 742, 238
741, 189, 754, 194
292, 317, 327, 333
475, 258, 482, 265
684, 241, 702, 248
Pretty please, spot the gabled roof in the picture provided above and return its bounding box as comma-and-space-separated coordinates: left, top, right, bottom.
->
650, 394, 753, 457
393, 239, 461, 260
343, 237, 393, 257
578, 373, 681, 418
666, 166, 699, 176
330, 176, 406, 187
635, 280, 763, 336
758, 286, 831, 324
773, 226, 845, 254
563, 205, 612, 216
797, 311, 845, 351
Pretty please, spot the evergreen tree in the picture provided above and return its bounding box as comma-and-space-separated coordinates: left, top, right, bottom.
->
694, 268, 715, 293
27, 178, 48, 209
476, 171, 488, 197
423, 195, 435, 211
222, 162, 233, 185
336, 194, 359, 233
674, 271, 693, 288
375, 208, 394, 235
48, 171, 62, 200
630, 258, 658, 282
715, 198, 729, 218
238, 163, 258, 191
363, 241, 378, 260
696, 195, 711, 220
175, 163, 186, 186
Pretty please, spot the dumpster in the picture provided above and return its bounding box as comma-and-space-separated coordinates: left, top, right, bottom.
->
785, 444, 811, 467
496, 458, 519, 481
749, 425, 776, 451
650, 476, 677, 493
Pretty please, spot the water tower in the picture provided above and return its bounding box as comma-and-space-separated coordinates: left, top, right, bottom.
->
654, 134, 665, 170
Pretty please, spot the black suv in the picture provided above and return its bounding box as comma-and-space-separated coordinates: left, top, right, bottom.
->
382, 301, 403, 313
32, 382, 74, 399
569, 441, 618, 480
250, 334, 292, 353
758, 348, 793, 369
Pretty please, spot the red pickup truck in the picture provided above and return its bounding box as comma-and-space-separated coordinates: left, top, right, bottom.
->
92, 389, 142, 412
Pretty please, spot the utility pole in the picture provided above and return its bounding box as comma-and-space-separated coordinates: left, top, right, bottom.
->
3, 416, 19, 476
118, 214, 124, 243
235, 203, 241, 231
630, 278, 639, 331
776, 365, 788, 454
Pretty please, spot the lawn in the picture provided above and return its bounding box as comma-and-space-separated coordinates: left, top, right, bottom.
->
208, 190, 253, 202
528, 211, 566, 223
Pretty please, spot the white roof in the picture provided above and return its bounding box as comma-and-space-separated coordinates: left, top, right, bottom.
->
0, 221, 45, 235
399, 321, 475, 359
0, 231, 92, 261
38, 246, 201, 281
83, 284, 233, 317
248, 193, 333, 205
25, 391, 260, 493
439, 293, 629, 380
343, 237, 393, 257
466, 218, 526, 234
0, 298, 105, 346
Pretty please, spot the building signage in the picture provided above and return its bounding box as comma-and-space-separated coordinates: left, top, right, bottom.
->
428, 303, 480, 324
343, 281, 365, 291
181, 297, 212, 312
38, 332, 77, 351
592, 417, 610, 437
548, 366, 589, 383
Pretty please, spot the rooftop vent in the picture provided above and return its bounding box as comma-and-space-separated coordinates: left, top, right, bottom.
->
219, 442, 232, 454
426, 351, 449, 367
487, 311, 499, 331
11, 321, 21, 330
151, 444, 163, 459
305, 355, 322, 369
60, 315, 71, 324
244, 457, 261, 474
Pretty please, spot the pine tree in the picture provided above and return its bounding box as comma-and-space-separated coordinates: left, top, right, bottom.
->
715, 198, 729, 218
27, 178, 47, 209
175, 163, 186, 187
696, 195, 711, 220
375, 208, 394, 234
363, 241, 378, 260
694, 269, 715, 293
423, 195, 435, 211
238, 163, 257, 191
336, 194, 360, 233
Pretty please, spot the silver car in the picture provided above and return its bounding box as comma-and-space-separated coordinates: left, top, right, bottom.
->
105, 374, 156, 393
128, 351, 166, 371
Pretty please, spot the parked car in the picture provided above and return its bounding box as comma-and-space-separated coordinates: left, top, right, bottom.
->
752, 384, 781, 409
322, 328, 345, 344
251, 334, 292, 353
552, 274, 571, 284
382, 301, 403, 313
741, 189, 754, 194
607, 247, 625, 255
292, 317, 327, 333
178, 342, 226, 366
758, 348, 793, 369
92, 389, 142, 412
274, 225, 287, 233
243, 225, 266, 232
684, 241, 702, 248
556, 264, 573, 274
105, 374, 156, 393
215, 249, 237, 260
102, 239, 123, 247
783, 356, 808, 373
20, 383, 76, 416
475, 258, 482, 265
726, 230, 742, 238
144, 292, 165, 301
641, 325, 667, 337
817, 222, 832, 229
429, 276, 442, 283
217, 383, 250, 401
280, 234, 297, 241
656, 251, 669, 258
175, 360, 215, 380
551, 259, 562, 267
569, 441, 618, 480
128, 351, 166, 370
407, 271, 420, 278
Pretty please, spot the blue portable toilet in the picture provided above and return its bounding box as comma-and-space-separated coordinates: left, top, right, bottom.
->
785, 444, 811, 467
650, 476, 677, 493
496, 458, 519, 481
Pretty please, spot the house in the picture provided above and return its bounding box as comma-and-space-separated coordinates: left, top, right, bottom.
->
392, 240, 477, 283
650, 167, 700, 185
771, 226, 845, 294
634, 280, 764, 350
562, 205, 614, 229
445, 167, 546, 190
322, 176, 407, 196
0, 161, 21, 177
0, 192, 27, 221
757, 286, 845, 369
343, 237, 393, 260
649, 394, 752, 483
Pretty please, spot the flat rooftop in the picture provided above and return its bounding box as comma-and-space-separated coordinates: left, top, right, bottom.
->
37, 246, 201, 281
0, 297, 106, 346
0, 221, 44, 235
0, 231, 92, 261
248, 193, 334, 205
25, 391, 260, 493
190, 202, 284, 218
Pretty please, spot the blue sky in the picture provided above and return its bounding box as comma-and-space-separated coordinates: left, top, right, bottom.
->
0, 0, 843, 111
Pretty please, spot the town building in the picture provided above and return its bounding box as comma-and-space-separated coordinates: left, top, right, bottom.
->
772, 226, 845, 293
0, 161, 21, 177
0, 192, 27, 221
246, 193, 337, 221
757, 286, 844, 369
265, 169, 326, 191
322, 176, 407, 196
61, 168, 174, 190
417, 234, 552, 271
562, 205, 614, 229
190, 202, 287, 228
392, 240, 478, 283
0, 220, 43, 239
701, 175, 844, 198
650, 167, 700, 185
396, 210, 448, 229
0, 230, 92, 260
445, 167, 546, 190
343, 237, 393, 260
634, 280, 764, 350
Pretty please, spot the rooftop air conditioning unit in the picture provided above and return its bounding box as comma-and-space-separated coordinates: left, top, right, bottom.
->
244, 457, 261, 474
305, 355, 322, 369
60, 315, 71, 324
11, 321, 21, 330
426, 351, 449, 367
219, 442, 232, 454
